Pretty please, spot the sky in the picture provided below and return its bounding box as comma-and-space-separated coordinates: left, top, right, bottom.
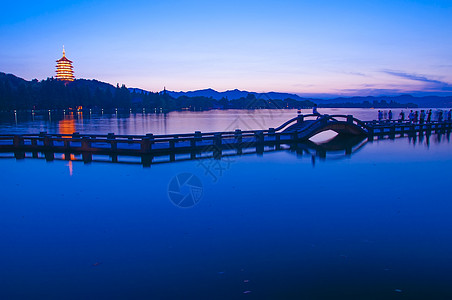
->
1, 0, 452, 97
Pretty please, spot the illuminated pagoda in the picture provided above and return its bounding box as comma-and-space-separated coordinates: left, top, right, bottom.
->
55, 46, 75, 82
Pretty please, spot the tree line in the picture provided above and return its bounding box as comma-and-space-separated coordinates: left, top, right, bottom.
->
1, 72, 419, 112
0, 74, 316, 111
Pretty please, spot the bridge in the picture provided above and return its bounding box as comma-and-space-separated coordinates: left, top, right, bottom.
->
0, 113, 450, 166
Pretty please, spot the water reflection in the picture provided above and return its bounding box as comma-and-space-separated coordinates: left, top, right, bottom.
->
59, 117, 76, 136
2, 130, 450, 169
1, 113, 452, 300
0, 108, 409, 135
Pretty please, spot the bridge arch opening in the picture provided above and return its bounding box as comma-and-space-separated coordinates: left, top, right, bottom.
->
309, 130, 338, 143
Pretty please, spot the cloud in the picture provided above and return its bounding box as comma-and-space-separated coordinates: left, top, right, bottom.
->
382, 70, 452, 92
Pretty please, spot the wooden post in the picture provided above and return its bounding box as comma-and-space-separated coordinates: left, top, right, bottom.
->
390, 124, 395, 139
254, 131, 264, 155
81, 137, 90, 151
255, 131, 264, 145
107, 133, 117, 151
235, 129, 242, 144
141, 137, 151, 153
268, 128, 275, 142
275, 133, 281, 149
44, 135, 52, 148
194, 131, 202, 146
169, 138, 176, 150
214, 133, 222, 147
13, 135, 23, 148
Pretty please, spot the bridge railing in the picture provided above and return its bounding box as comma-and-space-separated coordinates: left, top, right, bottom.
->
275, 114, 370, 134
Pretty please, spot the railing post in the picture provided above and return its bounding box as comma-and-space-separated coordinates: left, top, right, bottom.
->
255, 131, 264, 144
347, 115, 353, 124
13, 135, 23, 148
275, 133, 281, 148
44, 135, 52, 148
192, 131, 202, 148
214, 133, 222, 147
81, 136, 90, 151
255, 131, 264, 155
146, 133, 154, 149
390, 124, 396, 138
235, 129, 242, 143
107, 133, 117, 151
268, 128, 275, 142
141, 137, 151, 153
321, 114, 329, 126
367, 127, 374, 141
297, 114, 304, 124
169, 137, 177, 150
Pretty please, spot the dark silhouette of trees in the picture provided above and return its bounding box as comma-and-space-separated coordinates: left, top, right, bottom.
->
0, 72, 425, 112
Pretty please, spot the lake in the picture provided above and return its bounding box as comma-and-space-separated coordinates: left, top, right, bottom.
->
0, 108, 451, 299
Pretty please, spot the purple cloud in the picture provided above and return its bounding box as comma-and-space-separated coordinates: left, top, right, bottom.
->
382, 70, 452, 91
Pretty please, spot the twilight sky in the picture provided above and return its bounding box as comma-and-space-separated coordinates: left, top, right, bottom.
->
1, 0, 451, 97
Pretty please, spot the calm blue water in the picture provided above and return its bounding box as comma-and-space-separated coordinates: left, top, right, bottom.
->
0, 109, 452, 299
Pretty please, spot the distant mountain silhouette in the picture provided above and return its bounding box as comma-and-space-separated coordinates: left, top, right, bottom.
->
167, 88, 452, 107
1, 72, 451, 111
167, 88, 306, 101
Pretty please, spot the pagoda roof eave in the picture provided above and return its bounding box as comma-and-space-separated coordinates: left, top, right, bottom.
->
56, 57, 73, 63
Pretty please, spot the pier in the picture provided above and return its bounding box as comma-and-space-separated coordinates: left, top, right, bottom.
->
0, 114, 451, 166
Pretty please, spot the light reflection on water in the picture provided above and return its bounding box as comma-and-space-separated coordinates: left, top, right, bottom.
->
0, 110, 451, 299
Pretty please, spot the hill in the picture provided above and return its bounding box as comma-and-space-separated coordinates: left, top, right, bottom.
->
2, 72, 452, 111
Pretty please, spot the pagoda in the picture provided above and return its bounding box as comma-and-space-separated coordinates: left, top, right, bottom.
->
55, 46, 75, 82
